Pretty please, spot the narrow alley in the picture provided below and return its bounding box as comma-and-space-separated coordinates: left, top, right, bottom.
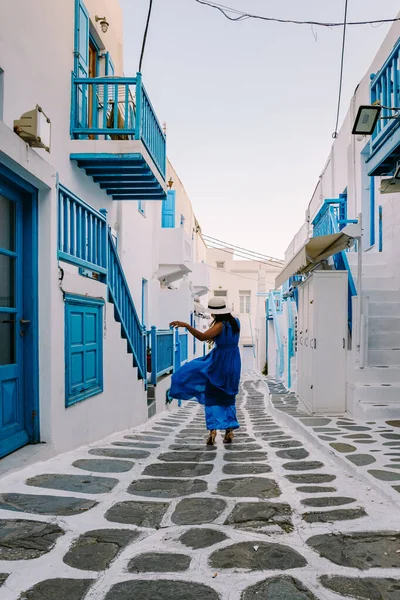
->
1, 376, 400, 600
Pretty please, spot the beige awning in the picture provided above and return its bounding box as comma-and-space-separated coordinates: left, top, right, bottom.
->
275, 232, 354, 289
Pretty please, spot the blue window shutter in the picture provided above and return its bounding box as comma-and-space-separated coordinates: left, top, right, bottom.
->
74, 0, 89, 76
65, 295, 103, 407
74, 0, 89, 129
105, 52, 115, 76
162, 190, 176, 228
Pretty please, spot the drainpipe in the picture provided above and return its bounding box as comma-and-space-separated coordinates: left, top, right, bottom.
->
357, 212, 363, 360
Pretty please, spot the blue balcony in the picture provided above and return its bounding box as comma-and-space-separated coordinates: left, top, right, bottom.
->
367, 38, 400, 176
70, 72, 167, 201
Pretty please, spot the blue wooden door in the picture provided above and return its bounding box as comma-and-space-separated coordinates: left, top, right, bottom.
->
0, 186, 28, 457
162, 190, 176, 228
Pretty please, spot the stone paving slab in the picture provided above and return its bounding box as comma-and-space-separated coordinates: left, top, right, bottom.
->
2, 376, 400, 600
267, 376, 400, 504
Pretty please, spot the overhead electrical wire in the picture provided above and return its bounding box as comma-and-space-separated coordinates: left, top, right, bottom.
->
194, 0, 400, 28
204, 241, 284, 266
139, 0, 154, 73
203, 234, 284, 264
332, 0, 349, 138
206, 262, 266, 282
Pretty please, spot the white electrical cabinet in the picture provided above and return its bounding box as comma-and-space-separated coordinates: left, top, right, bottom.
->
297, 271, 348, 414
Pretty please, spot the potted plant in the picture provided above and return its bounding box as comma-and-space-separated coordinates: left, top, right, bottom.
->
147, 347, 152, 373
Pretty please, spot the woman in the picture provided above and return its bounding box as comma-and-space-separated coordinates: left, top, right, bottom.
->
169, 297, 241, 446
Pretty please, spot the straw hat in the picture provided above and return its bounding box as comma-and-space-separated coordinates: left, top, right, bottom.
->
208, 297, 230, 315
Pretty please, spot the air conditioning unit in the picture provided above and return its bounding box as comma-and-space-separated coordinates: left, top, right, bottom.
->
14, 105, 51, 152
380, 178, 400, 194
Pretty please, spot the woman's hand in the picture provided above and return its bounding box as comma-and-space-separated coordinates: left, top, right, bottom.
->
170, 321, 187, 328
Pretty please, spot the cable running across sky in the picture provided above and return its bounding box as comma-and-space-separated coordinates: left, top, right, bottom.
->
194, 0, 400, 27
332, 0, 349, 138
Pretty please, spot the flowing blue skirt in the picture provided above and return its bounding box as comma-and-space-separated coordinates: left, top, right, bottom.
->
169, 343, 241, 431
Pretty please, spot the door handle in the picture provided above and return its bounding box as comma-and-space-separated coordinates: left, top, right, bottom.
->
0, 319, 16, 324
19, 318, 31, 337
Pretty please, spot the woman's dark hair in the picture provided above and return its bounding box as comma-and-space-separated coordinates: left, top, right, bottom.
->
212, 313, 240, 335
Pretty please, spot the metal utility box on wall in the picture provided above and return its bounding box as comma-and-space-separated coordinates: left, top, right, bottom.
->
297, 271, 348, 414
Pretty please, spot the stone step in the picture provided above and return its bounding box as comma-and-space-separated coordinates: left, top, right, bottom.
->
352, 382, 400, 403
355, 276, 397, 291
349, 398, 400, 420
369, 302, 400, 317
368, 348, 400, 367
351, 366, 400, 384
369, 331, 400, 349
363, 290, 400, 302
369, 317, 400, 332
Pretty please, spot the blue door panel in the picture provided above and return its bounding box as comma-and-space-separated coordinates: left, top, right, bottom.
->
65, 296, 103, 406
162, 190, 176, 228
0, 179, 30, 458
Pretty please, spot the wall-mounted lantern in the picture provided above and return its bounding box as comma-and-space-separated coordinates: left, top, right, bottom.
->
95, 16, 110, 33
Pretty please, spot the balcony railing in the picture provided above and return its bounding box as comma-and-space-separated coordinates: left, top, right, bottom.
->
148, 327, 189, 385
71, 72, 166, 177
370, 39, 400, 150
58, 184, 107, 275
312, 199, 357, 329
179, 332, 188, 363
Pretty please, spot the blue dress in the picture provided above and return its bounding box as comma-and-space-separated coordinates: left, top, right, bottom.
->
169, 319, 241, 430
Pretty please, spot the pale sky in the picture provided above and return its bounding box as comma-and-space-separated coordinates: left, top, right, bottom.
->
119, 0, 399, 259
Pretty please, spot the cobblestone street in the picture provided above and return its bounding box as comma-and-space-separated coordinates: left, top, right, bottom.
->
1, 376, 400, 599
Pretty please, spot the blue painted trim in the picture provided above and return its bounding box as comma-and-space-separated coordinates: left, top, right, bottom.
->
0, 161, 40, 446
379, 205, 383, 252
105, 52, 115, 76
63, 293, 105, 306
370, 177, 376, 247
366, 124, 400, 176
58, 251, 107, 275
138, 200, 145, 215
141, 278, 147, 326
64, 294, 104, 407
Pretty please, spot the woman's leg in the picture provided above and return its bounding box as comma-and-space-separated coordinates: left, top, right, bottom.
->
223, 428, 234, 443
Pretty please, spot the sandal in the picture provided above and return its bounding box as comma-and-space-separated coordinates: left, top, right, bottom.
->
206, 430, 217, 446
223, 429, 234, 444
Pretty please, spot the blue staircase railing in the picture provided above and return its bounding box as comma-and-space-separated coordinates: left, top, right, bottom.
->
58, 185, 107, 275
267, 291, 284, 379
149, 327, 174, 385
312, 199, 357, 330
179, 333, 189, 363
71, 72, 166, 177
107, 229, 146, 380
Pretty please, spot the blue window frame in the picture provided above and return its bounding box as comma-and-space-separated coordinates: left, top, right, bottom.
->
65, 294, 104, 407
105, 51, 115, 76
141, 278, 148, 326
162, 190, 175, 228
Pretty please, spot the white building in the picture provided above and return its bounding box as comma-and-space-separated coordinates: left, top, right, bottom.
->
269, 18, 400, 420
0, 0, 209, 459
207, 247, 283, 373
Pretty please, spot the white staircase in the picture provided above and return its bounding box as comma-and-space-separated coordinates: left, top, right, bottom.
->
346, 252, 400, 419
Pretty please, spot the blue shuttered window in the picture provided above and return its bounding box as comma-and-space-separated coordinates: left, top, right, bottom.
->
162, 190, 176, 228
105, 52, 115, 76
65, 294, 104, 407
74, 0, 89, 128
